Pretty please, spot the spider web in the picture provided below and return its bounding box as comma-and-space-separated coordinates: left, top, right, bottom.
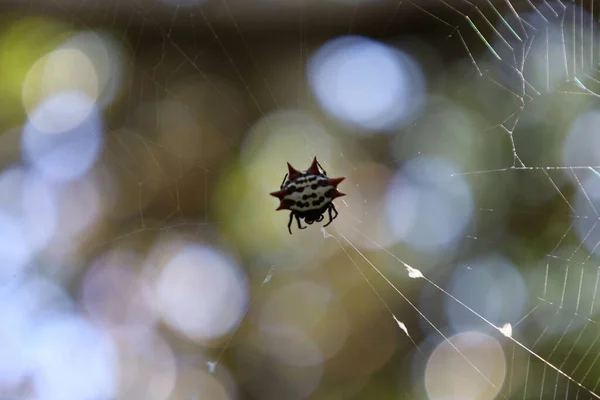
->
1, 0, 600, 399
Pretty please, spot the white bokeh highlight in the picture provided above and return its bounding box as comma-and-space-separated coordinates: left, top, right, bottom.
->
155, 244, 248, 341
22, 29, 124, 114
31, 316, 117, 400
0, 276, 116, 400
572, 171, 600, 258
425, 331, 506, 400
110, 325, 178, 400
22, 91, 104, 182
563, 110, 600, 167
385, 156, 473, 253
0, 167, 59, 277
81, 250, 158, 328
308, 35, 425, 132
445, 255, 527, 333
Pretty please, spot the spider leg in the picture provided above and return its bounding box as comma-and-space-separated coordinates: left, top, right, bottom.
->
316, 214, 324, 222
316, 161, 327, 176
296, 214, 307, 230
287, 212, 293, 234
323, 203, 338, 227
331, 203, 338, 219
280, 173, 288, 189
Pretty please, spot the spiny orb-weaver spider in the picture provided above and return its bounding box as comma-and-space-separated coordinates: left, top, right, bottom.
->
270, 157, 346, 234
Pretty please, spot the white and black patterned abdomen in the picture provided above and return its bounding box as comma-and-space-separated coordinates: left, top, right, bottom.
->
283, 175, 334, 212
269, 157, 345, 234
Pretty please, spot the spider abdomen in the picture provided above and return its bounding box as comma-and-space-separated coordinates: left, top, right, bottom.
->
269, 157, 345, 234
283, 176, 334, 212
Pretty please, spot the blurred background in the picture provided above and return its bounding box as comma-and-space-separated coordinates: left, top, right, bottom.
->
1, 0, 600, 399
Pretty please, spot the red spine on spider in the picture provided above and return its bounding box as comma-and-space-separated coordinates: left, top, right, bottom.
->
270, 156, 345, 234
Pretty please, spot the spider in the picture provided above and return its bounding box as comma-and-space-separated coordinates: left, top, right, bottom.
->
270, 157, 345, 234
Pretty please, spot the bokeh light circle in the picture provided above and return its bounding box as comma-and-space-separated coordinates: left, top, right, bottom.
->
155, 243, 248, 342
425, 331, 506, 400
22, 91, 104, 182
308, 35, 425, 132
